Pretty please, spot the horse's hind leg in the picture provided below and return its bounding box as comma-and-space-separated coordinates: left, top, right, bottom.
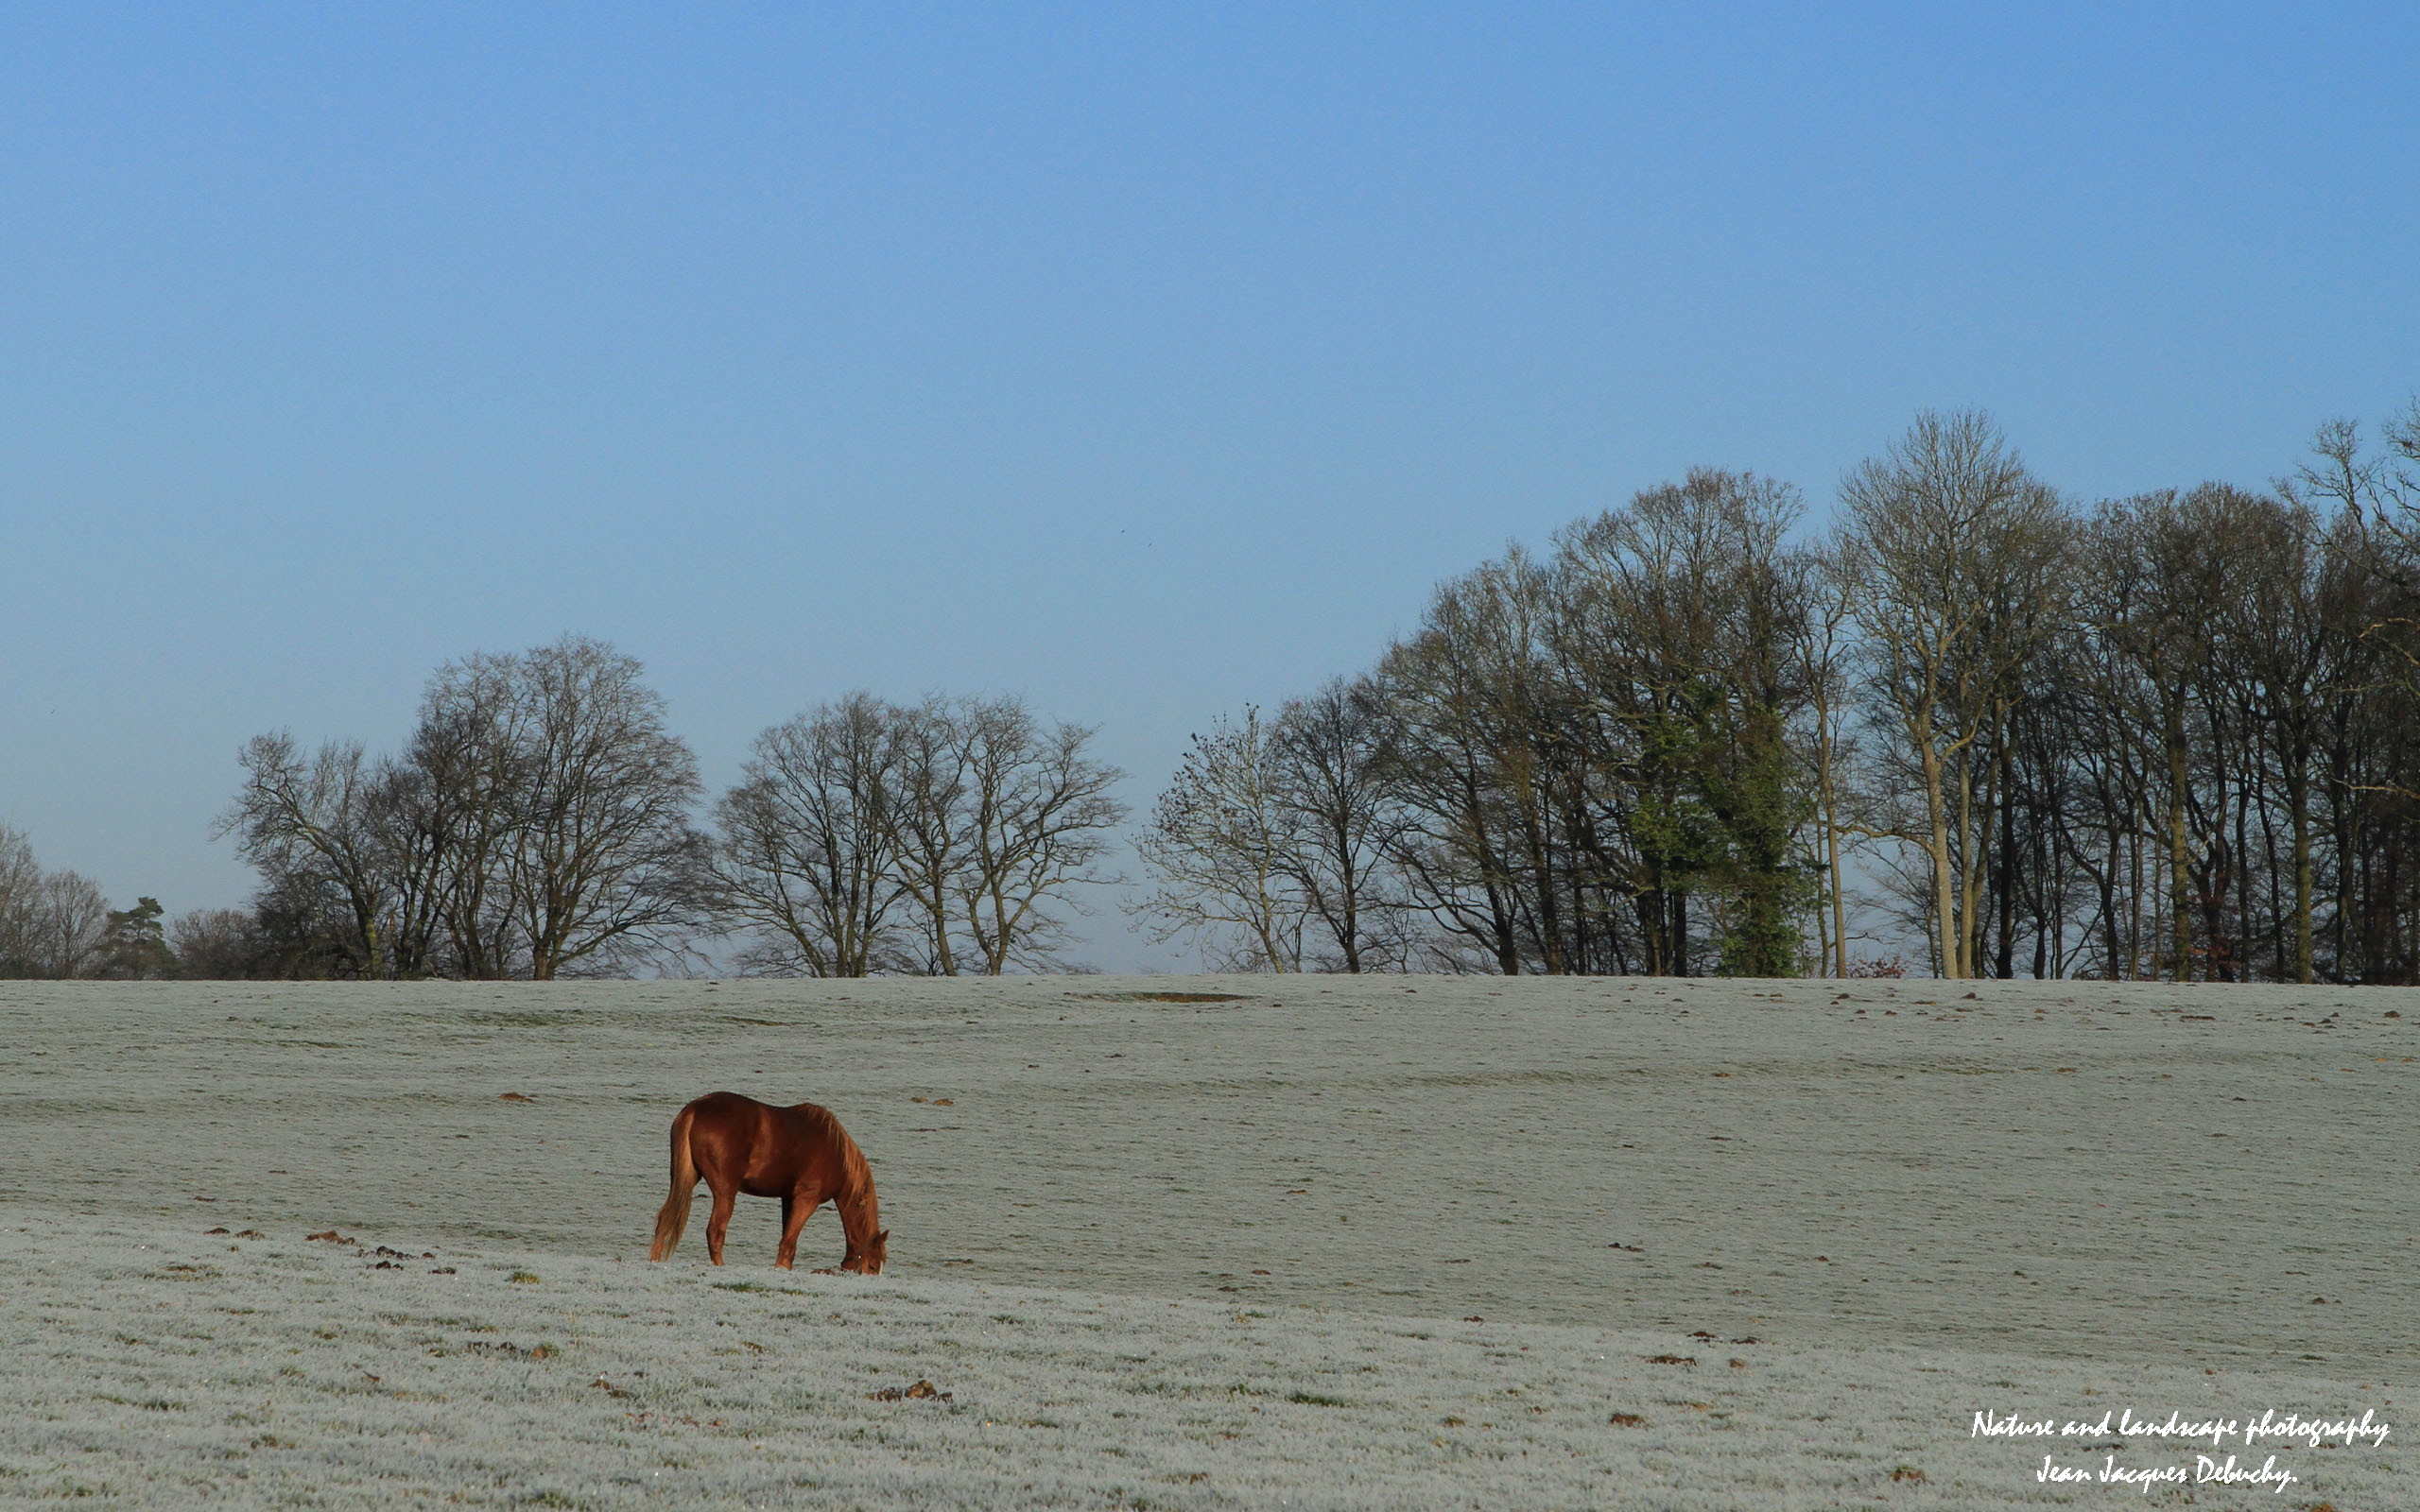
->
775, 1193, 818, 1270
703, 1181, 738, 1266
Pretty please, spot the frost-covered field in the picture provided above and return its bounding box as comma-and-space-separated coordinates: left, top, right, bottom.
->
1, 976, 2411, 1508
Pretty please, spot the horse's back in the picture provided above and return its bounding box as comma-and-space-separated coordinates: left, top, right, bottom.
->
680, 1091, 852, 1196
684, 1091, 838, 1131
683, 1090, 769, 1122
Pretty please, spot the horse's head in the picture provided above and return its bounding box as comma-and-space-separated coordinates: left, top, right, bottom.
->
841, 1228, 889, 1275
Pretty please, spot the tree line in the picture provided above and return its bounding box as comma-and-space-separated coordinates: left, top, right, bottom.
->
202, 641, 1130, 980
9, 402, 2416, 984
3, 638, 1129, 981
0, 827, 179, 980
1131, 404, 2420, 983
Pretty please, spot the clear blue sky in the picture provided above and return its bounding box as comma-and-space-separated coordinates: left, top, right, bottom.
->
3, 3, 2413, 968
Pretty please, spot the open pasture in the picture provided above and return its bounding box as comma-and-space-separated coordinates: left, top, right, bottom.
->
1, 976, 2411, 1507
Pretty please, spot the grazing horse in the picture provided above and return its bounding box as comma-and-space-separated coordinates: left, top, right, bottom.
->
647, 1091, 888, 1273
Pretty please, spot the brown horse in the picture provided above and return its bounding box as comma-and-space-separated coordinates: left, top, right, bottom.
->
647, 1091, 888, 1273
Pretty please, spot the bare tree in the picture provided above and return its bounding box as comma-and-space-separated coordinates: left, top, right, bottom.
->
0, 824, 41, 974
952, 696, 1127, 973
1838, 411, 2067, 979
1271, 679, 1408, 971
503, 638, 709, 978
218, 733, 395, 977
0, 826, 112, 979
698, 693, 1122, 977
2286, 405, 2420, 712
2079, 490, 2231, 979
170, 907, 269, 979
1132, 707, 1306, 971
883, 697, 977, 975
13, 871, 108, 978
221, 637, 707, 979
715, 694, 909, 977
402, 651, 535, 978
1373, 549, 1565, 975
2213, 491, 2334, 982
1132, 680, 1412, 974
1793, 546, 1862, 977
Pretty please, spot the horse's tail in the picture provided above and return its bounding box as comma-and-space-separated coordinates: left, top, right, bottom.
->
648, 1104, 700, 1262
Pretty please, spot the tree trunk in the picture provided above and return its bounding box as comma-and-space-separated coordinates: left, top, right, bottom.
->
1923, 740, 1960, 978
2166, 708, 2193, 982
2287, 756, 2314, 984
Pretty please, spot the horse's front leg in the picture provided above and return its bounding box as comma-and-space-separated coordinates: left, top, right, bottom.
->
775, 1192, 817, 1269
704, 1183, 738, 1266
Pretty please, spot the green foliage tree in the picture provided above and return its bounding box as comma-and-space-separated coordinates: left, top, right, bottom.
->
96, 897, 176, 980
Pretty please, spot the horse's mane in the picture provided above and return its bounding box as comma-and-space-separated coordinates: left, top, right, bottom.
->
792, 1101, 879, 1213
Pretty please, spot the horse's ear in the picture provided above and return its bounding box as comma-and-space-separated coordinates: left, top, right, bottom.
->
874, 1229, 890, 1246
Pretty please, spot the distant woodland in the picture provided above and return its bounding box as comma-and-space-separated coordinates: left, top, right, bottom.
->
8, 404, 2420, 984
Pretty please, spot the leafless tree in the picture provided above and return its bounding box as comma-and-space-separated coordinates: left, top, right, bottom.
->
218, 733, 395, 977
0, 826, 112, 978
702, 692, 1125, 976
0, 824, 42, 974
884, 697, 976, 975
715, 694, 909, 977
2286, 405, 2420, 706
2078, 490, 2230, 979
500, 638, 709, 978
1838, 410, 2067, 978
1271, 679, 1409, 971
951, 696, 1127, 973
1132, 680, 1410, 974
401, 651, 535, 978
2214, 491, 2333, 982
1132, 707, 1306, 971
1791, 545, 1863, 977
169, 907, 269, 978
1371, 550, 1565, 975
221, 637, 707, 979
26, 870, 109, 978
